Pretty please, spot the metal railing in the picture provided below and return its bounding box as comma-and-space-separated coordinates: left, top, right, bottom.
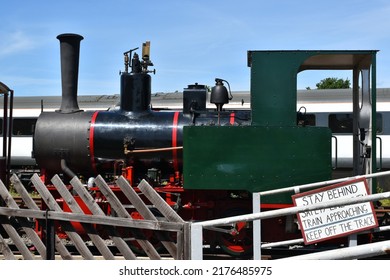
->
190, 170, 390, 260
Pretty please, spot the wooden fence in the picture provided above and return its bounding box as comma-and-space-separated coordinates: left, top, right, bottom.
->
0, 174, 189, 260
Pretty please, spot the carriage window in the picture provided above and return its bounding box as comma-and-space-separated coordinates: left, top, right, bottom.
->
12, 118, 37, 136
329, 114, 353, 133
329, 113, 382, 134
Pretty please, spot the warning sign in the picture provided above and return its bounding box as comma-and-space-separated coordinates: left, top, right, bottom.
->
292, 178, 378, 244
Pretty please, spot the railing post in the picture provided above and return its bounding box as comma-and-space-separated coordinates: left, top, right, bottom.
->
253, 192, 261, 260
190, 223, 203, 260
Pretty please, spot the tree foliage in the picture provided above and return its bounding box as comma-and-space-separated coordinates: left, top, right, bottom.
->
316, 77, 351, 89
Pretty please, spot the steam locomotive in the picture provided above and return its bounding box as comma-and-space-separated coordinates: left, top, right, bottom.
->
34, 34, 251, 183
31, 33, 378, 256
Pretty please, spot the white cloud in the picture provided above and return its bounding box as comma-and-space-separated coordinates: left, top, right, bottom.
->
0, 31, 38, 57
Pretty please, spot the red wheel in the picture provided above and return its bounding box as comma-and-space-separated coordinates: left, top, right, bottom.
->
217, 208, 253, 257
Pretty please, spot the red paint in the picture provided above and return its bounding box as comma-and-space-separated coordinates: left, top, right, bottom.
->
172, 111, 180, 172
89, 111, 99, 174
230, 112, 235, 125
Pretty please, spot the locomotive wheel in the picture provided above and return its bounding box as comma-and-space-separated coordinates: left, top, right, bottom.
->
216, 208, 253, 257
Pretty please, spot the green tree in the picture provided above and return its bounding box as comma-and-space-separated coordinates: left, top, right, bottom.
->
316, 77, 350, 89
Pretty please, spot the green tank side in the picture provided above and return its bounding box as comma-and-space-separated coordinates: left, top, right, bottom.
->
183, 126, 331, 204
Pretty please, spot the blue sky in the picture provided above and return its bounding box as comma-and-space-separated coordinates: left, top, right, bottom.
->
1, 0, 390, 96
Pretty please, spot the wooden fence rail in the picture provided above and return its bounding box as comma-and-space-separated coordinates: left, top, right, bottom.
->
0, 174, 188, 260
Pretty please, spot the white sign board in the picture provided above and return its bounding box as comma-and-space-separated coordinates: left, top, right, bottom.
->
292, 178, 378, 244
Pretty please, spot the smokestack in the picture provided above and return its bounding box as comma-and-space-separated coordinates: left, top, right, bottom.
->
56, 33, 83, 113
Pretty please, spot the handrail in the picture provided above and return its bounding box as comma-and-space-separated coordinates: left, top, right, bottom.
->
332, 135, 338, 170
376, 136, 383, 170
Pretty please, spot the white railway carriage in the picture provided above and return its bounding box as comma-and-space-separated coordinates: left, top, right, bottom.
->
1, 88, 389, 185
297, 88, 390, 173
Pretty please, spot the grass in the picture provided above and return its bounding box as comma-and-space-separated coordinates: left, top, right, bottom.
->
380, 199, 390, 207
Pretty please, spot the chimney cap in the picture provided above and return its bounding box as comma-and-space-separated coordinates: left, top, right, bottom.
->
57, 33, 84, 40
